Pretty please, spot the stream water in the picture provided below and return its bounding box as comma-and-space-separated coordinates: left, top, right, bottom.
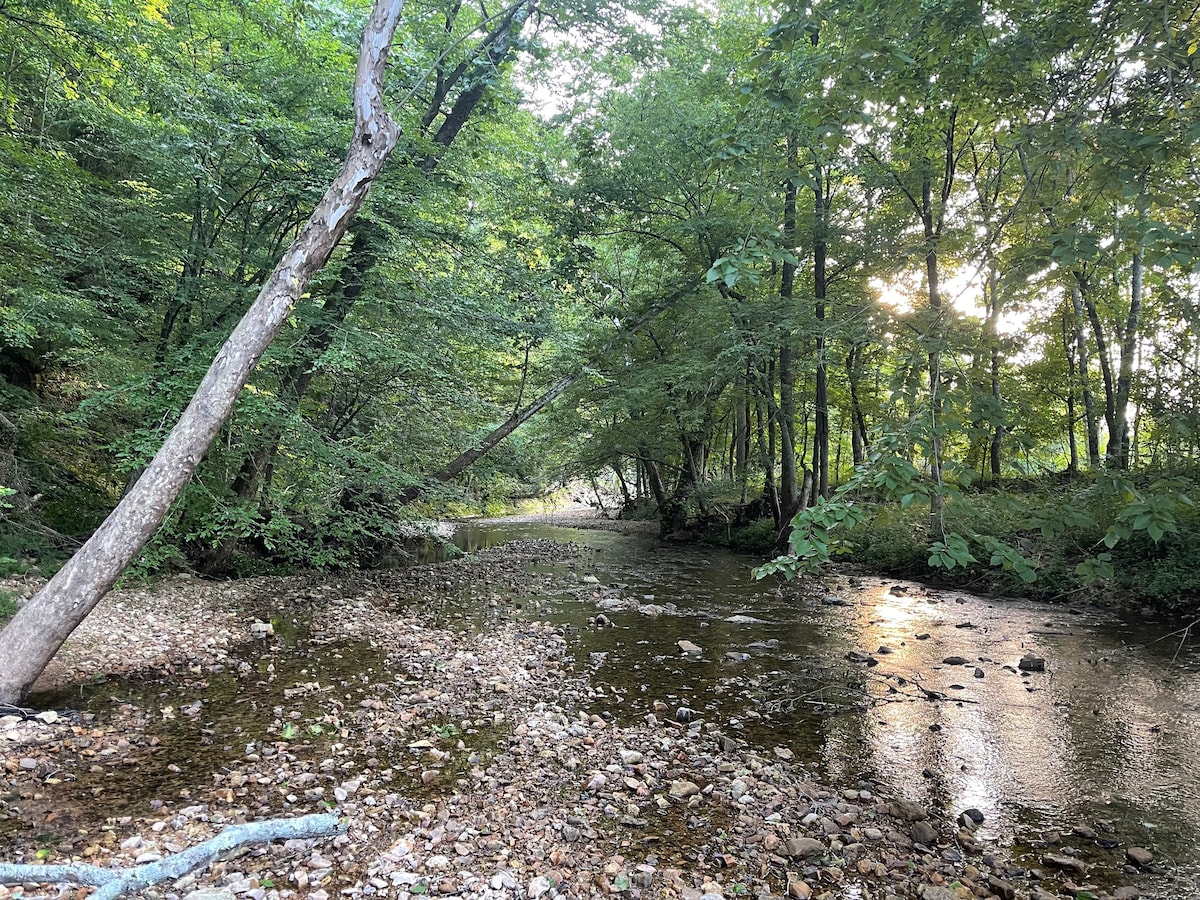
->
8, 518, 1199, 896
452, 520, 1200, 895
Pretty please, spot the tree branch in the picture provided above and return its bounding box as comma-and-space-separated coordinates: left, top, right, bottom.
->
0, 814, 344, 900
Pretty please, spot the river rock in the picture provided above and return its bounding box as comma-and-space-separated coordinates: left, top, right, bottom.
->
846, 650, 874, 663
942, 656, 969, 665
581, 575, 600, 584
715, 733, 738, 753
958, 808, 985, 826
527, 875, 553, 898
891, 799, 929, 821
249, 620, 273, 638
725, 614, 768, 624
677, 640, 703, 655
1126, 847, 1153, 866
786, 876, 812, 898
1018, 654, 1046, 672
822, 594, 850, 606
669, 780, 701, 799
1042, 853, 1087, 875
1112, 887, 1140, 899
783, 837, 825, 858
910, 820, 938, 845
986, 876, 1015, 900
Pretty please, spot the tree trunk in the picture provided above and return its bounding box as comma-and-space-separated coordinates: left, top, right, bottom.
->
754, 395, 781, 527
1069, 280, 1101, 467
812, 160, 831, 499
1080, 276, 1118, 453
846, 344, 869, 466
922, 163, 946, 528
1063, 312, 1079, 474
0, 0, 407, 705
777, 140, 800, 520
640, 453, 667, 509
1110, 245, 1143, 469
986, 265, 1002, 478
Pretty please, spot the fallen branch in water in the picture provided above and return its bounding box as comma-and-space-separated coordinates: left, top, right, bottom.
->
0, 813, 344, 899
1154, 617, 1200, 664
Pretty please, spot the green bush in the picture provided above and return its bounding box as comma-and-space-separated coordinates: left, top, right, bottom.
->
844, 512, 928, 572
0, 589, 18, 625
763, 473, 1200, 615
725, 518, 777, 553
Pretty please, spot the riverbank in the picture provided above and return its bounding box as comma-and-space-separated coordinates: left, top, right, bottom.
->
0, 536, 1165, 900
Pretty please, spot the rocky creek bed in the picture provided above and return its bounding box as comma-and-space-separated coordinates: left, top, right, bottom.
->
0, 534, 1175, 900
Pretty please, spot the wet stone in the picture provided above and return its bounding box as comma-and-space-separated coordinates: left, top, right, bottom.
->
1042, 853, 1088, 875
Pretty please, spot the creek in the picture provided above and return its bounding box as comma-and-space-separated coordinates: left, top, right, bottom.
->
8, 516, 1199, 897
452, 519, 1200, 895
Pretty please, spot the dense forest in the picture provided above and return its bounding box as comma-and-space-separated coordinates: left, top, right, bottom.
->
1, 0, 1198, 611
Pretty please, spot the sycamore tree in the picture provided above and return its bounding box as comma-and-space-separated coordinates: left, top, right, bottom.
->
0, 0, 408, 705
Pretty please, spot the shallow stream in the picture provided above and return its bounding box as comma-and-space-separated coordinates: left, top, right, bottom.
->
453, 520, 1200, 895
8, 518, 1199, 896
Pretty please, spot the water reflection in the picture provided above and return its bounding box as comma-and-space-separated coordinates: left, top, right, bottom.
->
452, 519, 1200, 891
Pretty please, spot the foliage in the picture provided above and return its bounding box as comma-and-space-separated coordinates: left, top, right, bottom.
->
0, 0, 1197, 618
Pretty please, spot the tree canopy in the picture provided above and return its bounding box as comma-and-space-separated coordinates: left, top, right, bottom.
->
0, 0, 1198, 613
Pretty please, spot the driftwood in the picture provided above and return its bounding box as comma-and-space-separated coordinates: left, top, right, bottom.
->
0, 812, 344, 899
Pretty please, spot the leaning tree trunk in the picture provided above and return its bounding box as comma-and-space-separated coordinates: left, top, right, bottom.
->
0, 0, 407, 706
